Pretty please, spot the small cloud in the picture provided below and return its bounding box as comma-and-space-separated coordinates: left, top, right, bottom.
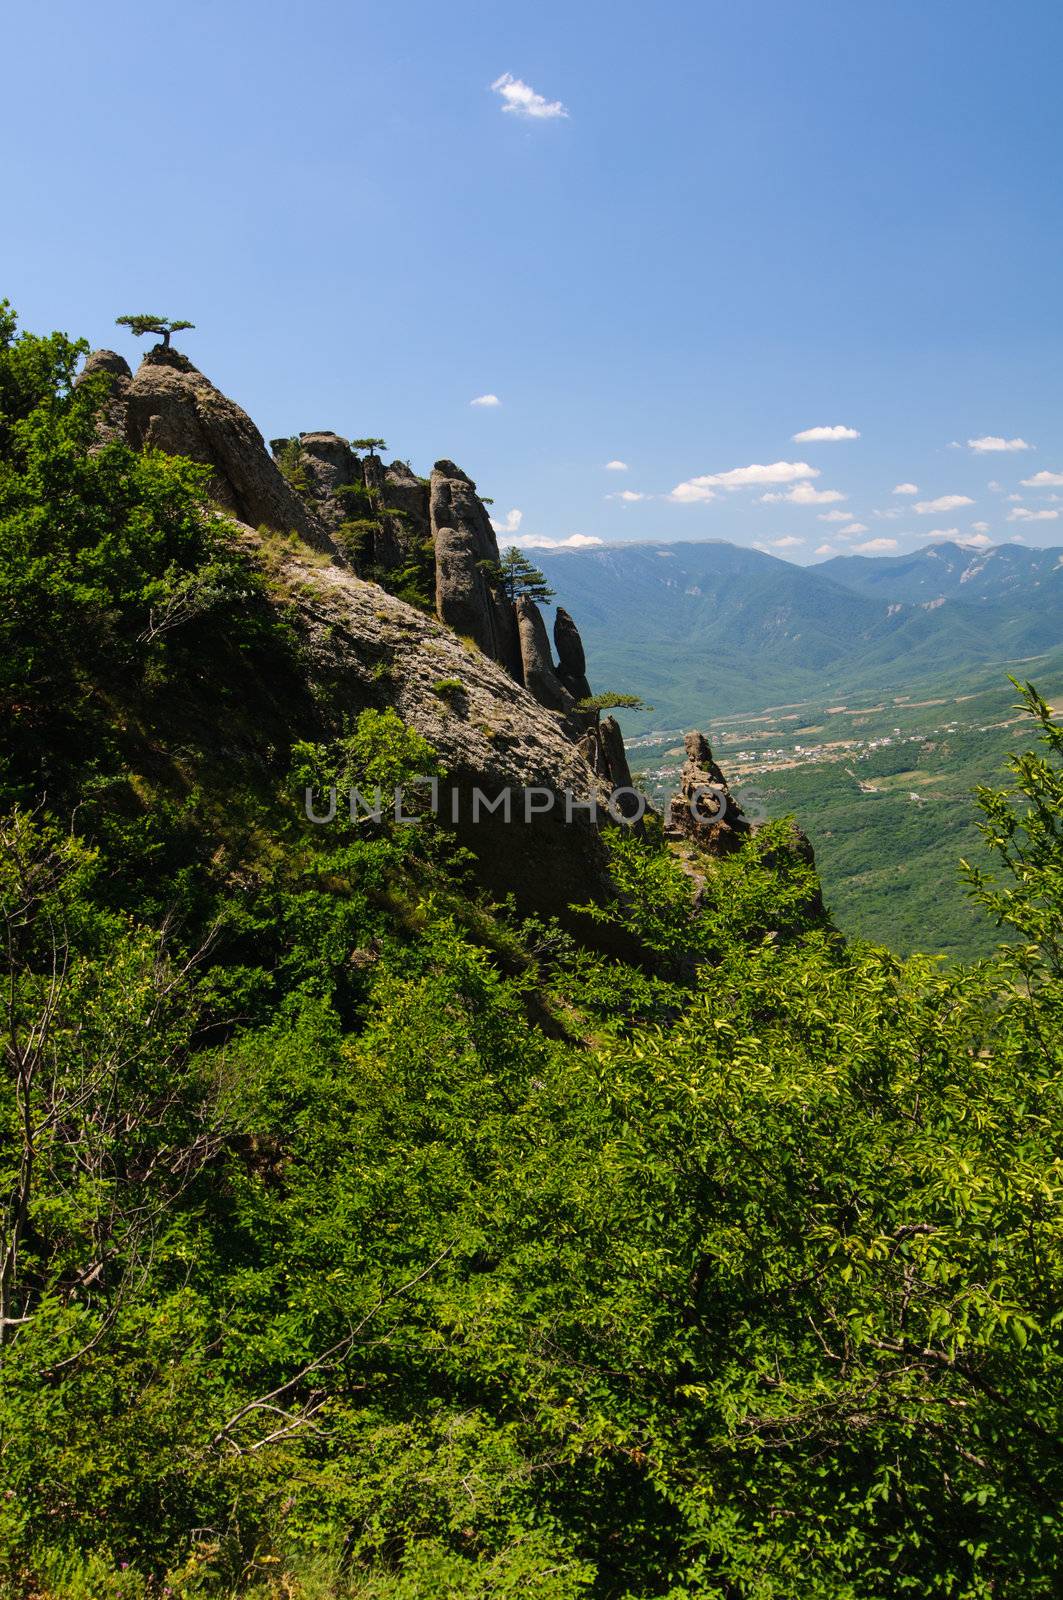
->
892, 482, 919, 495
914, 494, 974, 514
792, 424, 860, 442
1007, 494, 1024, 502
669, 460, 817, 501
970, 521, 990, 533
819, 509, 851, 522
769, 535, 805, 549
854, 538, 899, 553
837, 522, 869, 536
967, 435, 1032, 453
490, 73, 568, 119
960, 533, 993, 548
926, 529, 960, 540
1008, 506, 1059, 522
607, 489, 648, 503
604, 459, 628, 472
874, 507, 902, 520
470, 393, 501, 407
987, 480, 1004, 492
1021, 469, 1063, 487
518, 533, 604, 549
814, 543, 836, 556
760, 482, 846, 505
490, 508, 523, 536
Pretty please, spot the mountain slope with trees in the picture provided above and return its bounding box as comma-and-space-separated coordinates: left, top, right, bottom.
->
2, 306, 1063, 1600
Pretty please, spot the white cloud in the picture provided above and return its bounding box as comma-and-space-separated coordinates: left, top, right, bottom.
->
489, 508, 523, 536
607, 489, 648, 503
960, 533, 993, 548
769, 535, 805, 549
1007, 494, 1023, 502
854, 538, 899, 553
926, 529, 960, 540
967, 436, 1032, 453
838, 522, 869, 536
1021, 469, 1063, 487
987, 480, 1004, 492
819, 509, 851, 522
518, 533, 603, 549
669, 460, 817, 502
971, 521, 990, 533
892, 482, 919, 495
1008, 506, 1059, 522
914, 494, 975, 514
490, 73, 568, 120
604, 459, 628, 472
470, 393, 501, 407
792, 424, 860, 442
760, 482, 846, 506
814, 543, 837, 556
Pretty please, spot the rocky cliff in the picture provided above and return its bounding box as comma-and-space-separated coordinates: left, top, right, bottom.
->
77, 340, 652, 920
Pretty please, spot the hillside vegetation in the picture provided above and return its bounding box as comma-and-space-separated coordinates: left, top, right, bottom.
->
2, 308, 1063, 1599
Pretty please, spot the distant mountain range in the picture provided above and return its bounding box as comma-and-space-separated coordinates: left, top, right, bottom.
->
531, 540, 1063, 730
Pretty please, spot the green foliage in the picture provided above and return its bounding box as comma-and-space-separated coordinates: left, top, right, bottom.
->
487, 545, 556, 605
115, 313, 195, 350
275, 435, 311, 495
4, 307, 1063, 1598
430, 677, 464, 701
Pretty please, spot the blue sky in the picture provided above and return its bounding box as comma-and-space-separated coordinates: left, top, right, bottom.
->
5, 0, 1062, 562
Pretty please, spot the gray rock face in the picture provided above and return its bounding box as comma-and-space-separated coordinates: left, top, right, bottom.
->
76, 349, 132, 447
242, 522, 619, 929
668, 730, 750, 852
516, 597, 574, 713
599, 715, 638, 809
553, 607, 592, 701
285, 432, 359, 536
124, 347, 332, 551
430, 460, 520, 676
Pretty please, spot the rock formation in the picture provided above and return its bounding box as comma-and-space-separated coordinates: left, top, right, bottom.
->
553, 606, 592, 702
430, 460, 521, 677
123, 346, 332, 552
75, 349, 131, 447
77, 342, 649, 888
668, 731, 750, 853
516, 596, 575, 713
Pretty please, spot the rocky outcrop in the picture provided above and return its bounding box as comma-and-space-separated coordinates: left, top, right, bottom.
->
430, 461, 521, 678
668, 731, 750, 853
553, 607, 592, 702
277, 431, 358, 537
242, 524, 618, 927
122, 347, 332, 551
76, 349, 131, 447
77, 343, 646, 877
516, 597, 574, 714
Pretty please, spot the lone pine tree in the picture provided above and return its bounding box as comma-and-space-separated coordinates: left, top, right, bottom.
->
115, 314, 195, 350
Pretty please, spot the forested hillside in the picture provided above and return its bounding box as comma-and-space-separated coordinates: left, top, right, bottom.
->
2, 307, 1063, 1600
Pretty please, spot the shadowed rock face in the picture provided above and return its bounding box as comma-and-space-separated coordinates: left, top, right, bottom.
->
123, 347, 332, 551
668, 730, 750, 852
430, 460, 521, 677
553, 607, 592, 702
281, 432, 358, 536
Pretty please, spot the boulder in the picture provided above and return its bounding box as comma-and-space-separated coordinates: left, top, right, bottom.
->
125, 347, 332, 551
